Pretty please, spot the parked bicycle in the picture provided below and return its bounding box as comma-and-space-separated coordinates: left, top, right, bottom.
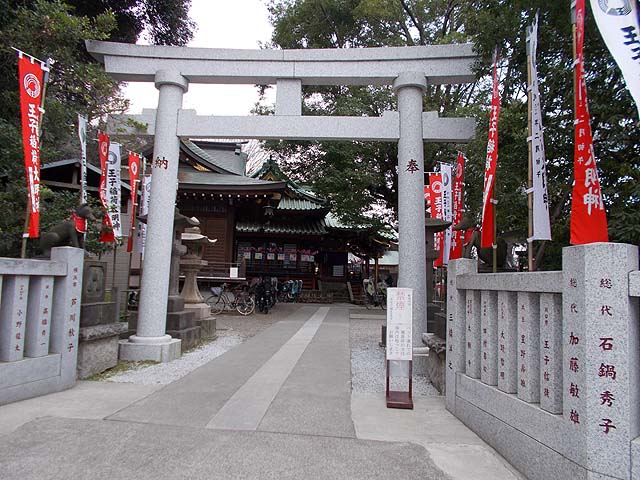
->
277, 279, 303, 303
206, 283, 255, 316
363, 277, 386, 310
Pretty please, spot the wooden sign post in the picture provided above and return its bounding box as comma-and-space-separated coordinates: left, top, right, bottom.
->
385, 287, 413, 409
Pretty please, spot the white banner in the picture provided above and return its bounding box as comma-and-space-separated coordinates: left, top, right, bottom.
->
440, 163, 453, 265
78, 115, 87, 205
527, 14, 552, 241
106, 142, 122, 238
386, 288, 413, 361
590, 0, 640, 117
136, 175, 151, 257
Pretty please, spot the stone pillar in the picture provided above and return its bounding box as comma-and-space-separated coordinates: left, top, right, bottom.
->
445, 258, 476, 411
121, 70, 187, 363
562, 243, 639, 479
393, 72, 428, 372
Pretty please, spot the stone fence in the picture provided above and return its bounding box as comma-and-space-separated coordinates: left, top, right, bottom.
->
446, 243, 639, 480
0, 247, 84, 405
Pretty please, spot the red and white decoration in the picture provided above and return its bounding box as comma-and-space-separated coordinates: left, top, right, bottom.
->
98, 132, 114, 243
429, 173, 445, 267
481, 50, 501, 249
570, 0, 608, 244
17, 51, 47, 238
449, 152, 466, 261
127, 152, 141, 253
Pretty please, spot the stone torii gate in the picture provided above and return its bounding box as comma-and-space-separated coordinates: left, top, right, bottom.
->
86, 40, 476, 365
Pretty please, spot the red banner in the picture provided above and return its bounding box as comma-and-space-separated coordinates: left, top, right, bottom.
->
481, 51, 501, 249
18, 54, 46, 237
429, 173, 445, 267
449, 152, 466, 260
127, 153, 141, 253
98, 132, 114, 243
570, 0, 608, 244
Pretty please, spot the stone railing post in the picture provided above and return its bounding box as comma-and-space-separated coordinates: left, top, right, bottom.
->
562, 243, 639, 478
49, 247, 84, 388
122, 69, 187, 362
393, 72, 428, 373
445, 258, 476, 411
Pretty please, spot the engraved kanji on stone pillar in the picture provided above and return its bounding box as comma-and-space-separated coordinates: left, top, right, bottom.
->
497, 291, 517, 393
480, 290, 498, 385
25, 276, 54, 358
563, 243, 639, 479
539, 293, 562, 414
0, 276, 29, 361
465, 289, 481, 379
445, 258, 476, 411
517, 291, 540, 403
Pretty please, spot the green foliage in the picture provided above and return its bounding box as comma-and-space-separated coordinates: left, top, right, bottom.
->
263, 0, 640, 269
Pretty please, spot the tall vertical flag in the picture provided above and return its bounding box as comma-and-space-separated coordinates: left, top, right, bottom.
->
78, 115, 88, 205
126, 153, 141, 253
449, 152, 466, 261
570, 0, 609, 244
136, 175, 151, 257
98, 132, 114, 243
106, 143, 123, 239
481, 49, 501, 249
527, 13, 552, 241
17, 51, 48, 237
440, 163, 453, 265
589, 0, 640, 117
429, 173, 445, 267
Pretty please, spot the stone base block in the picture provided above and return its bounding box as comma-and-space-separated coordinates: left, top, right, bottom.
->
80, 302, 116, 327
77, 323, 128, 379
196, 317, 217, 340
167, 295, 185, 312
422, 333, 446, 394
166, 310, 195, 331
185, 302, 211, 321
167, 326, 201, 352
118, 338, 181, 363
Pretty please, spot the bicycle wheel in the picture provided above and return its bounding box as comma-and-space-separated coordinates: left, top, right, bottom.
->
236, 295, 255, 316
207, 294, 226, 315
380, 295, 387, 310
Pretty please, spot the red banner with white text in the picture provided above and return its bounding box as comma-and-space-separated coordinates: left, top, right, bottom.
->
18, 54, 46, 237
98, 132, 115, 243
127, 153, 141, 253
570, 0, 608, 244
429, 173, 445, 267
449, 152, 466, 260
481, 51, 501, 249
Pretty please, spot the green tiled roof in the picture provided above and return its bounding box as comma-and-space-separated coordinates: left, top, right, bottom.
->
236, 220, 327, 236
277, 197, 328, 211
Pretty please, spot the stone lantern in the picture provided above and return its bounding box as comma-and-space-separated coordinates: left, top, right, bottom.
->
180, 226, 217, 339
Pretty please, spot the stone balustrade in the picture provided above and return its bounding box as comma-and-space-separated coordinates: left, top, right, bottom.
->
0, 247, 84, 405
446, 243, 639, 480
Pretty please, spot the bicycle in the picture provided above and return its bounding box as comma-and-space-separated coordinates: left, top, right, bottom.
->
206, 283, 255, 316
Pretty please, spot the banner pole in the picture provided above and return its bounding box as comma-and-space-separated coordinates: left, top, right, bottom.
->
527, 39, 534, 272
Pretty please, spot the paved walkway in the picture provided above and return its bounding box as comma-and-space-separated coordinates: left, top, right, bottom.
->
0, 304, 523, 479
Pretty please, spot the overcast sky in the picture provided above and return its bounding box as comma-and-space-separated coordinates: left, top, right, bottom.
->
123, 0, 275, 115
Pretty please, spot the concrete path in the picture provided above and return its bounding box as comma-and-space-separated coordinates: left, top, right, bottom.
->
0, 304, 523, 480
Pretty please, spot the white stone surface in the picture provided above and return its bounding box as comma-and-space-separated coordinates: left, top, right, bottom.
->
118, 338, 181, 363
445, 259, 476, 411
517, 292, 540, 403
465, 290, 481, 379
0, 275, 29, 362
480, 290, 498, 386
497, 291, 517, 394
85, 40, 476, 85
457, 271, 562, 293
275, 79, 302, 116
24, 275, 53, 358
394, 73, 428, 375
539, 293, 562, 414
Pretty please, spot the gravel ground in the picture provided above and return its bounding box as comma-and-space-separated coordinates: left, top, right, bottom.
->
350, 317, 439, 396
105, 310, 283, 385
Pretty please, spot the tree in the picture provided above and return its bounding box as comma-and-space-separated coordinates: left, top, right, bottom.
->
262, 0, 639, 269
0, 0, 196, 257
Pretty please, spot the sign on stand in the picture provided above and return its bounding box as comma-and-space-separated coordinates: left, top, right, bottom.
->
386, 287, 413, 409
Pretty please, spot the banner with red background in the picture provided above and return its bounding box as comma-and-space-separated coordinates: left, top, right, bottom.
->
127, 153, 141, 252
18, 54, 47, 237
98, 132, 115, 243
429, 173, 445, 267
449, 152, 466, 260
570, 0, 608, 244
481, 51, 501, 249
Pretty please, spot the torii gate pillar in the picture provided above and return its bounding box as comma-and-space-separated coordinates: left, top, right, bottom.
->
394, 73, 428, 367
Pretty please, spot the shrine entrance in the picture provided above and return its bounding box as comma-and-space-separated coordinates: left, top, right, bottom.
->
86, 40, 476, 366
